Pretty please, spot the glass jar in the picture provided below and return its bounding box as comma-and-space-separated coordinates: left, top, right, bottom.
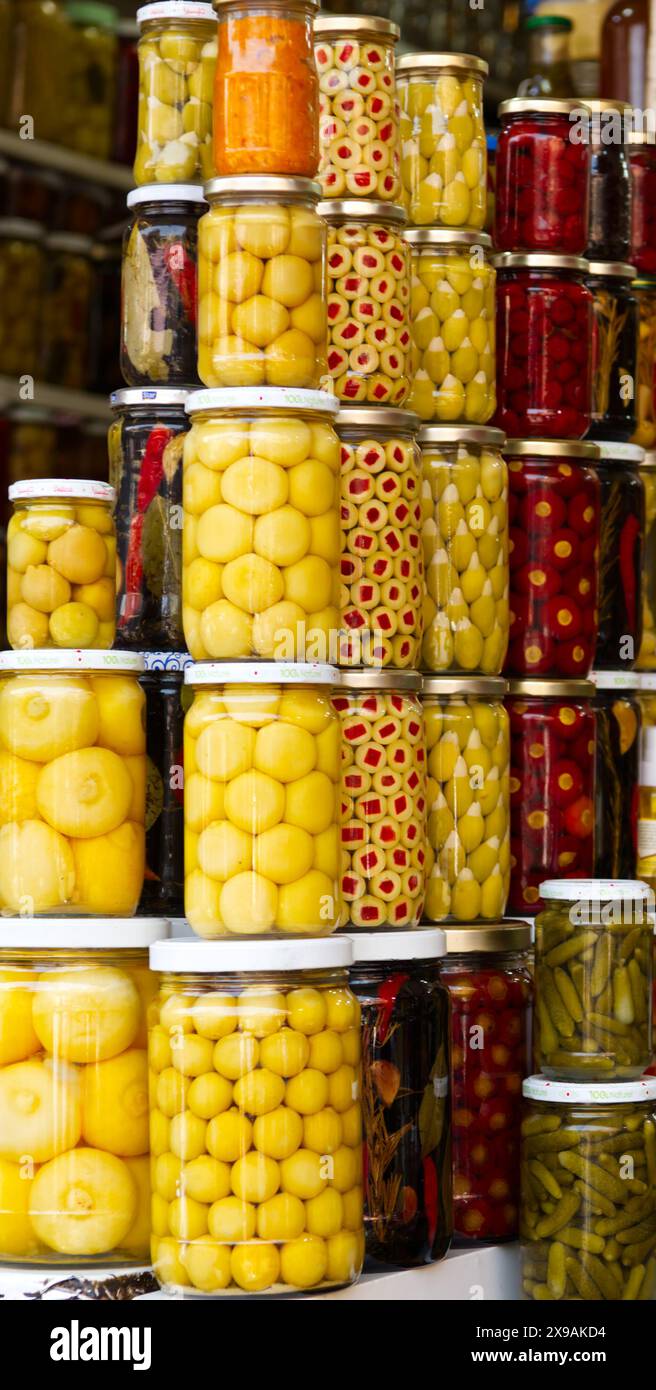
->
406, 230, 495, 426
333, 671, 426, 930
315, 15, 400, 200
134, 0, 216, 185
109, 387, 188, 653
56, 180, 113, 238
183, 662, 341, 938
588, 263, 638, 441
0, 917, 166, 1267
349, 928, 452, 1267
113, 17, 139, 165
506, 440, 600, 680
592, 672, 640, 879
197, 176, 326, 390
637, 673, 656, 895
594, 441, 644, 670
40, 233, 94, 391
89, 240, 122, 395
148, 936, 364, 1295
4, 165, 63, 225
140, 652, 191, 917
0, 219, 44, 378
321, 201, 411, 405
638, 451, 656, 669
494, 254, 594, 440
215, 0, 318, 178
8, 0, 71, 145
585, 100, 632, 262
495, 99, 589, 254
508, 679, 596, 914
629, 133, 656, 276
183, 388, 339, 662
6, 410, 59, 492
601, 0, 647, 107
337, 407, 422, 669
7, 479, 117, 652
441, 922, 533, 1242
521, 1075, 656, 1301
121, 185, 205, 388
0, 650, 146, 916
62, 1, 118, 161
632, 279, 656, 450
423, 676, 510, 923
396, 53, 487, 230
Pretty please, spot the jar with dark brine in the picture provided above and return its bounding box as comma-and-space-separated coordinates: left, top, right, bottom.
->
585, 101, 631, 262
349, 928, 452, 1268
587, 262, 638, 441
594, 441, 644, 670
109, 387, 188, 651
113, 17, 139, 165
88, 239, 122, 395
592, 671, 640, 879
140, 651, 191, 917
632, 279, 656, 450
638, 451, 656, 669
40, 233, 94, 390
495, 99, 589, 255
121, 185, 205, 386
629, 132, 656, 276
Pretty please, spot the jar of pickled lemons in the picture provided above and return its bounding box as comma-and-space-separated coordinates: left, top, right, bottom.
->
396, 53, 488, 230
148, 934, 364, 1295
197, 176, 326, 389
0, 651, 146, 917
406, 229, 496, 424
183, 661, 342, 938
0, 917, 167, 1269
182, 388, 340, 662
7, 479, 117, 651
134, 0, 217, 185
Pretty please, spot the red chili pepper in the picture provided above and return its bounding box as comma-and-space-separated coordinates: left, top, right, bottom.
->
376, 971, 409, 1044
163, 242, 197, 323
619, 512, 640, 631
119, 426, 172, 626
422, 1156, 439, 1247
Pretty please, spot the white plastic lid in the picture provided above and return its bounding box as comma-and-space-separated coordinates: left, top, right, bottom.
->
348, 928, 446, 962
0, 919, 169, 949
640, 725, 656, 783
185, 388, 340, 416
592, 669, 640, 691
143, 651, 193, 672
0, 650, 145, 673
150, 936, 353, 972
185, 661, 339, 686
639, 673, 656, 690
594, 441, 645, 463
523, 1075, 656, 1104
539, 879, 652, 901
127, 184, 207, 208
137, 1, 214, 22
9, 478, 115, 503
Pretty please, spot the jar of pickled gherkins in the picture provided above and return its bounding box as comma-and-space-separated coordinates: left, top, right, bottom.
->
321, 201, 411, 405
406, 229, 496, 426
632, 279, 656, 450
337, 407, 422, 669
333, 671, 426, 930
183, 389, 339, 662
629, 133, 656, 277
0, 917, 167, 1266
134, 1, 216, 185
0, 219, 44, 377
109, 388, 187, 654
197, 177, 326, 390
148, 934, 364, 1295
587, 263, 638, 441
315, 15, 400, 200
183, 662, 341, 938
348, 928, 452, 1267
121, 185, 205, 387
140, 651, 191, 917
8, 0, 71, 144
506, 440, 600, 680
0, 650, 146, 917
396, 53, 487, 230
639, 451, 656, 669
441, 921, 532, 1242
594, 442, 644, 671
7, 479, 117, 652
62, 2, 118, 161
508, 679, 596, 914
494, 254, 594, 440
495, 99, 590, 255
215, 0, 318, 178
40, 233, 94, 390
586, 101, 632, 263
592, 672, 640, 879
419, 426, 508, 675
423, 677, 510, 922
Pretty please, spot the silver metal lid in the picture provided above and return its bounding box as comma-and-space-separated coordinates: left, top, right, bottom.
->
505, 438, 600, 459
336, 407, 419, 434
419, 425, 505, 448
110, 387, 191, 409
204, 175, 321, 202
499, 97, 588, 117
314, 15, 399, 38
422, 676, 508, 697
442, 921, 532, 952
337, 669, 422, 692
493, 251, 589, 273
405, 228, 493, 251
397, 52, 488, 77
587, 261, 637, 279
508, 678, 595, 697
318, 200, 407, 226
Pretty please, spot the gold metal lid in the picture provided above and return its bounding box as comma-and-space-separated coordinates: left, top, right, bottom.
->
204, 175, 321, 201
508, 678, 595, 697
504, 438, 600, 459
499, 97, 588, 117
493, 251, 589, 273
337, 669, 422, 692
397, 51, 488, 77
422, 676, 508, 697
442, 920, 533, 952
336, 407, 420, 433
404, 228, 492, 250
318, 200, 406, 226
627, 128, 656, 146
587, 261, 637, 279
418, 425, 505, 448
314, 14, 399, 38
585, 98, 632, 113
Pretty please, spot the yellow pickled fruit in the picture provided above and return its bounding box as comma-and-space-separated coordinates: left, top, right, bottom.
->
462, 141, 484, 189
276, 869, 336, 934
425, 703, 443, 746
482, 627, 506, 675
256, 1191, 305, 1242
280, 1232, 328, 1288
439, 829, 465, 883
0, 1057, 82, 1162
465, 373, 492, 422
224, 769, 285, 834
252, 1105, 303, 1160
231, 1239, 281, 1292
222, 553, 284, 613
430, 133, 460, 184
467, 836, 500, 885
191, 993, 238, 1040
36, 746, 132, 838
72, 577, 115, 624
184, 461, 224, 516
265, 329, 316, 388
187, 1071, 232, 1120
410, 275, 430, 318
221, 685, 280, 727
451, 868, 482, 920
413, 306, 439, 352
425, 871, 450, 920
233, 1067, 285, 1116
0, 1157, 37, 1256
195, 718, 255, 782
0, 750, 39, 825
194, 504, 252, 564
29, 1148, 136, 1256
280, 1147, 326, 1200
259, 1028, 309, 1078
184, 1235, 232, 1292
453, 617, 484, 669
253, 824, 314, 885
220, 871, 278, 934
312, 824, 340, 878
71, 822, 144, 915
206, 1109, 252, 1162
152, 1233, 190, 1288
452, 338, 479, 384
478, 766, 501, 816
191, 421, 248, 470
47, 525, 107, 586
481, 864, 506, 917
254, 507, 311, 567
232, 294, 290, 348
120, 1155, 150, 1257
451, 523, 478, 576
0, 970, 39, 1066
89, 675, 145, 756
327, 1229, 363, 1283
185, 869, 224, 936
0, 820, 75, 912
7, 603, 50, 649
198, 821, 252, 881
32, 966, 139, 1063
463, 730, 491, 779
444, 756, 473, 817
49, 602, 99, 649
222, 456, 288, 516
21, 564, 71, 614
437, 483, 465, 537
82, 1048, 149, 1156
442, 174, 471, 226
215, 250, 263, 303
181, 1154, 231, 1204
470, 582, 496, 637
252, 600, 304, 658
410, 174, 442, 226
286, 987, 327, 1035
460, 553, 486, 603
428, 730, 459, 782
233, 205, 290, 259
424, 336, 449, 385
305, 1186, 343, 1238
7, 530, 48, 572
428, 792, 454, 851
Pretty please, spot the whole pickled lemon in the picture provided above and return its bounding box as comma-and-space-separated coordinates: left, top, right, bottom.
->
89, 675, 145, 756
29, 1148, 136, 1256
82, 1049, 149, 1156
231, 1239, 280, 1292
0, 1057, 82, 1163
0, 820, 75, 912
36, 747, 133, 838
32, 966, 140, 1063
183, 1235, 232, 1292
47, 525, 107, 586
0, 676, 99, 761
0, 969, 40, 1065
0, 1157, 38, 1256
71, 822, 144, 915
280, 1233, 328, 1288
120, 1154, 150, 1258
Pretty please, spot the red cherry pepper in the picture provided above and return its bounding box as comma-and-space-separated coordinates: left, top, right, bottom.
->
375, 971, 409, 1045
163, 242, 197, 323
119, 425, 173, 626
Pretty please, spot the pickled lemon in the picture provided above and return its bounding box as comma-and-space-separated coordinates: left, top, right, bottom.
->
0, 820, 75, 912
207, 1194, 256, 1242
82, 1048, 149, 1156
32, 966, 140, 1063
0, 1157, 37, 1256
29, 1148, 136, 1256
257, 1191, 305, 1242
183, 1235, 232, 1291
305, 1187, 343, 1239
36, 747, 133, 838
252, 1105, 304, 1161
280, 1233, 328, 1288
206, 1109, 252, 1162
195, 718, 255, 782
89, 675, 145, 756
231, 1151, 280, 1203
48, 525, 107, 586
71, 822, 144, 915
0, 1057, 82, 1163
121, 1154, 150, 1258
0, 970, 40, 1065
0, 676, 99, 761
231, 1239, 280, 1292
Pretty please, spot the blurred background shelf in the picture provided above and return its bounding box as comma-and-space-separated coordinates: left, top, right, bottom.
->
0, 131, 132, 192
0, 379, 111, 424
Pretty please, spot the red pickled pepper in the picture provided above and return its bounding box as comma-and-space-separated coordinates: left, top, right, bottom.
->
163, 241, 197, 322
119, 426, 173, 626
376, 972, 409, 1044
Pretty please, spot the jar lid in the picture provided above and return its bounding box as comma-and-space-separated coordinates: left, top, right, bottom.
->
214, 0, 319, 6
442, 921, 532, 952
504, 438, 600, 459
508, 678, 595, 697
627, 128, 656, 146
0, 218, 44, 242
337, 668, 421, 692
347, 927, 446, 962
185, 661, 339, 686
336, 407, 419, 433
523, 1075, 656, 1104
318, 200, 407, 226
593, 440, 644, 462
587, 261, 637, 279
186, 388, 339, 417
404, 228, 493, 251
397, 52, 488, 78
137, 2, 214, 23
525, 14, 572, 29
44, 233, 93, 256
111, 387, 191, 409
418, 425, 505, 448
127, 185, 207, 208
67, 2, 118, 29
150, 936, 353, 972
143, 651, 194, 672
8, 478, 115, 503
499, 97, 587, 117
493, 251, 589, 273
204, 176, 321, 202
584, 98, 632, 114
640, 450, 656, 470
422, 676, 508, 697
591, 669, 640, 691
0, 919, 169, 948
539, 878, 653, 902
0, 650, 145, 673
314, 15, 399, 38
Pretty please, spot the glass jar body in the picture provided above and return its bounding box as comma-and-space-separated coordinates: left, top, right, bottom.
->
632, 282, 656, 449
409, 243, 495, 425
9, 0, 71, 145
121, 199, 202, 388
325, 215, 411, 405
7, 494, 116, 652
638, 459, 656, 668
40, 244, 93, 390
114, 25, 139, 165
495, 268, 593, 439
594, 456, 644, 669
134, 16, 216, 185
397, 66, 487, 230
89, 246, 122, 395
140, 666, 187, 917
0, 228, 43, 377
587, 138, 631, 261
495, 112, 589, 255
629, 146, 656, 276
588, 274, 638, 441
62, 16, 117, 160
316, 29, 400, 199
593, 688, 640, 878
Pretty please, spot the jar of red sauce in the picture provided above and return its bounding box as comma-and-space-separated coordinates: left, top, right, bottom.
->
494, 253, 594, 440
495, 99, 590, 255
628, 132, 656, 276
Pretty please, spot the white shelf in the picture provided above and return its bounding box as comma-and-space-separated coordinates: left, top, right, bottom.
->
0, 379, 111, 424
0, 130, 133, 192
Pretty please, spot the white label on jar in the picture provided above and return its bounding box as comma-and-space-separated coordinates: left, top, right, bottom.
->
638, 817, 656, 857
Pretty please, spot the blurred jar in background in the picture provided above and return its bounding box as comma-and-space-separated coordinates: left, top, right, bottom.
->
517, 15, 575, 97
62, 2, 118, 160
8, 0, 72, 144
40, 232, 94, 389
0, 218, 44, 377
601, 0, 647, 106
89, 238, 122, 394
4, 163, 64, 224
113, 18, 139, 166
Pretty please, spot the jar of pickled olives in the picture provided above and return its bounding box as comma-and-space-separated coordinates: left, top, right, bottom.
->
588, 263, 638, 441
183, 388, 339, 662
419, 425, 508, 675
348, 927, 452, 1268
315, 15, 400, 200
40, 233, 94, 391
423, 676, 510, 923
215, 0, 319, 178
508, 679, 596, 914
333, 671, 426, 930
197, 177, 326, 390
321, 200, 411, 405
594, 442, 644, 671
134, 1, 216, 186
148, 935, 364, 1295
441, 920, 532, 1243
495, 99, 590, 255
494, 254, 594, 440
406, 229, 496, 426
396, 52, 488, 230
638, 451, 656, 669
632, 279, 656, 450
140, 651, 191, 917
521, 1075, 656, 1301
506, 440, 600, 679
7, 479, 117, 652
0, 650, 146, 917
109, 387, 187, 653
0, 917, 167, 1267
629, 133, 656, 277
337, 407, 422, 669
585, 100, 632, 262
0, 219, 44, 378
592, 672, 640, 879
121, 185, 206, 387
